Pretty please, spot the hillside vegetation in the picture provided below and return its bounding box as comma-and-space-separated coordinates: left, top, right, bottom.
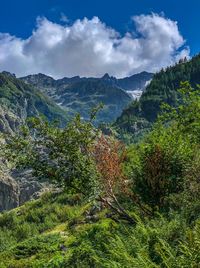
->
115, 54, 200, 139
0, 81, 200, 267
0, 72, 68, 133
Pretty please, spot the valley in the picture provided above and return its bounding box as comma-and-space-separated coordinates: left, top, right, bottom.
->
0, 3, 200, 266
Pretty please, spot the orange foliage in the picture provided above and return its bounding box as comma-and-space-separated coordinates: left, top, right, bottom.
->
93, 134, 127, 197
93, 134, 152, 219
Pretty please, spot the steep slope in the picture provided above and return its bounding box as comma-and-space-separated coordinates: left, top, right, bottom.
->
99, 71, 153, 92
0, 72, 68, 133
115, 55, 200, 136
54, 80, 132, 123
117, 71, 153, 91
0, 72, 68, 211
21, 72, 153, 123
0, 189, 199, 267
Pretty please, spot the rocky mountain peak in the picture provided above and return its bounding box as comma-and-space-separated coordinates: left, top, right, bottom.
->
102, 73, 111, 79
1, 71, 16, 78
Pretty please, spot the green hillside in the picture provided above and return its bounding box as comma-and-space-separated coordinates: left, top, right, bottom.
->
0, 81, 200, 267
0, 72, 68, 132
0, 188, 199, 268
115, 54, 200, 138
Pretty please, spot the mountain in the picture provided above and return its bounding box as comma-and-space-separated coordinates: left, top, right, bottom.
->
100, 71, 153, 91
0, 65, 200, 267
0, 72, 68, 133
0, 70, 152, 211
21, 72, 153, 123
115, 55, 200, 137
0, 72, 68, 211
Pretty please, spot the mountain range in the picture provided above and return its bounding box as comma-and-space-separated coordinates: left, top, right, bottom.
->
0, 70, 153, 211
0, 71, 152, 133
2, 54, 200, 210
21, 71, 153, 124
0, 54, 200, 267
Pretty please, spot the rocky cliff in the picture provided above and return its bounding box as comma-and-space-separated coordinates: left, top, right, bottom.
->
0, 168, 52, 212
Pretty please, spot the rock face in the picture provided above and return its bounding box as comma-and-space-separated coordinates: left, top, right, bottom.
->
0, 172, 19, 211
0, 72, 67, 212
0, 107, 22, 134
0, 169, 51, 212
12, 169, 50, 206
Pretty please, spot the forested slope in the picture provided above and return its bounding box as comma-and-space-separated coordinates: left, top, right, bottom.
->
116, 54, 200, 137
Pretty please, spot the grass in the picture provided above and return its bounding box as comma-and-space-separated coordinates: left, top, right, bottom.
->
0, 190, 199, 267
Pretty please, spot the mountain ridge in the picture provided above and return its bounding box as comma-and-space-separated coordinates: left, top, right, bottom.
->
20, 71, 153, 123
21, 71, 153, 91
0, 72, 69, 133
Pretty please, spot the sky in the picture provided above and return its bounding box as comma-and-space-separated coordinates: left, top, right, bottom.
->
0, 0, 199, 78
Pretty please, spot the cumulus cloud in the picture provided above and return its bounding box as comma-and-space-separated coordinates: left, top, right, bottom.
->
0, 13, 190, 78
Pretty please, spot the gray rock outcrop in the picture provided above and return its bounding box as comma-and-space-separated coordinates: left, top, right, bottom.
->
0, 171, 19, 211
0, 169, 51, 212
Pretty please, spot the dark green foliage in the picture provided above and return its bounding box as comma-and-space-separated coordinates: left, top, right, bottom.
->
5, 115, 99, 197
124, 82, 200, 211
124, 125, 192, 210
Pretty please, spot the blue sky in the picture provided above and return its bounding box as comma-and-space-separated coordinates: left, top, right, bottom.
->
0, 0, 199, 77
0, 0, 199, 54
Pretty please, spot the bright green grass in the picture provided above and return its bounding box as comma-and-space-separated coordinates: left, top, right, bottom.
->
0, 191, 199, 267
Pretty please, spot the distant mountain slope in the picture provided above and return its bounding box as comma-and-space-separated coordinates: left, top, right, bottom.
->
117, 71, 153, 91
0, 72, 68, 133
21, 71, 153, 123
115, 55, 200, 136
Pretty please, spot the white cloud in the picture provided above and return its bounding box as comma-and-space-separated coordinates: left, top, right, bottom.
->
60, 13, 69, 23
0, 13, 190, 78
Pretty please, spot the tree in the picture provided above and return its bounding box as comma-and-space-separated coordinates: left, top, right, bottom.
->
93, 134, 152, 219
4, 115, 99, 197
93, 134, 135, 223
124, 82, 199, 210
4, 115, 137, 223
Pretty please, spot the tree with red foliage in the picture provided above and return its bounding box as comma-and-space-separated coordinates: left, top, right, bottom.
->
93, 135, 135, 223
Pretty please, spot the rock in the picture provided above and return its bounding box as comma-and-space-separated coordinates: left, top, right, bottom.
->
11, 169, 52, 206
0, 171, 19, 211
85, 214, 99, 223
0, 168, 53, 212
0, 106, 23, 134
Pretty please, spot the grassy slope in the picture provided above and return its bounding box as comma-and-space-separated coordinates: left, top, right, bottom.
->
0, 191, 199, 268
